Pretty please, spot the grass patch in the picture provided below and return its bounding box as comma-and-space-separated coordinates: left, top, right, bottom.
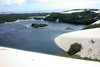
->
83, 24, 100, 29
57, 54, 100, 62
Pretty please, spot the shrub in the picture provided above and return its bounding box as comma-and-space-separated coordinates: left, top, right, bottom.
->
91, 39, 95, 44
67, 43, 82, 55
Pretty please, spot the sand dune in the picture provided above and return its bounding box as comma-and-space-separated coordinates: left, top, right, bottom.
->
92, 20, 100, 24
55, 28, 100, 60
60, 10, 85, 14
0, 46, 100, 67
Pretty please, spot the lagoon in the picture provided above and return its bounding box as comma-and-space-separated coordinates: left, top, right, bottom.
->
0, 19, 86, 55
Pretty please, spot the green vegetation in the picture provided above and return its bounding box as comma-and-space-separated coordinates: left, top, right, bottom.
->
57, 54, 100, 62
31, 23, 48, 28
44, 11, 100, 25
83, 24, 100, 29
34, 16, 45, 20
0, 13, 50, 24
34, 16, 43, 20
67, 43, 82, 55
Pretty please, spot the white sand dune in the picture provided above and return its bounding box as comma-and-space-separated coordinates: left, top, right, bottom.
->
0, 46, 100, 67
60, 10, 85, 14
92, 20, 100, 24
60, 9, 100, 14
55, 28, 100, 60
93, 10, 100, 13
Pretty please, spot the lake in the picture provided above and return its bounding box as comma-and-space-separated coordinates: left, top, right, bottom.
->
0, 19, 86, 55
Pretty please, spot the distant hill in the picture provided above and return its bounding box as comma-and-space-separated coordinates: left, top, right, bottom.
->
0, 12, 12, 14
61, 9, 100, 14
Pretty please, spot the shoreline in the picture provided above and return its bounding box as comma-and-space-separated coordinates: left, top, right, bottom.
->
0, 19, 34, 25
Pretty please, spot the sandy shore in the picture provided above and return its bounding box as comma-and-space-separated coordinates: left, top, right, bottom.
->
0, 46, 100, 67
55, 28, 100, 59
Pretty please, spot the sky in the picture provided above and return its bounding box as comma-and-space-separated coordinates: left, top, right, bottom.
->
0, 0, 100, 13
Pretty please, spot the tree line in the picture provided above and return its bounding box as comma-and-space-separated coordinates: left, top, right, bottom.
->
44, 11, 100, 25
0, 13, 50, 24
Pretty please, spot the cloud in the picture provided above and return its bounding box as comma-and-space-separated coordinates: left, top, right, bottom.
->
1, 0, 100, 8
34, 0, 100, 9
0, 0, 100, 12
1, 0, 26, 5
26, 0, 38, 4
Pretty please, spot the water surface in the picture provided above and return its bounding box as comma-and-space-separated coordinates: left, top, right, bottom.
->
0, 19, 86, 55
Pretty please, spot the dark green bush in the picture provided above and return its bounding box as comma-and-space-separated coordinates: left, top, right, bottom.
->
31, 24, 48, 28
67, 43, 82, 55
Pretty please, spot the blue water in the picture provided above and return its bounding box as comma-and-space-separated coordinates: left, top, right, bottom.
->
0, 19, 86, 55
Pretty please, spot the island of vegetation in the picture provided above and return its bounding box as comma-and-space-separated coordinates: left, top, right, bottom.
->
31, 23, 48, 28
44, 9, 100, 25
65, 27, 74, 30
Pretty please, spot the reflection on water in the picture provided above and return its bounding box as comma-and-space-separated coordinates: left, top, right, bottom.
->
0, 19, 86, 55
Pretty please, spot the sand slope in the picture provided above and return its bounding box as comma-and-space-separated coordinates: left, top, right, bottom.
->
0, 46, 100, 67
55, 28, 100, 59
